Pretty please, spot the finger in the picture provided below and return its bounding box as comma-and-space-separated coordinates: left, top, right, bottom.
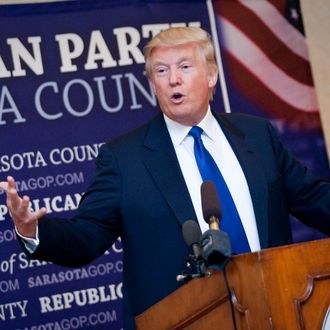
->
7, 176, 16, 190
19, 195, 31, 215
34, 207, 47, 219
7, 188, 22, 210
0, 176, 16, 192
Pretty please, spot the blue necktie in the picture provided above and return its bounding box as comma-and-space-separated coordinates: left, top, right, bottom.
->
189, 126, 250, 254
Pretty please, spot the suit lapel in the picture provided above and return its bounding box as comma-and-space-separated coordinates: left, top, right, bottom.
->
215, 113, 269, 248
142, 114, 197, 226
141, 112, 269, 248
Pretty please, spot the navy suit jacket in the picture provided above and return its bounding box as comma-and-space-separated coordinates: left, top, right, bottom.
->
27, 112, 330, 329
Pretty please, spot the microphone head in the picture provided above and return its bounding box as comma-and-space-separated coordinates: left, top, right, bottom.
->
201, 180, 222, 224
182, 220, 202, 247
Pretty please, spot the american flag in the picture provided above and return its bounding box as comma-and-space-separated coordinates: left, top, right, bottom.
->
213, 0, 329, 242
213, 0, 321, 130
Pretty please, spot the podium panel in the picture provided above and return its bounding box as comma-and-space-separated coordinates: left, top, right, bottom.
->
136, 238, 330, 330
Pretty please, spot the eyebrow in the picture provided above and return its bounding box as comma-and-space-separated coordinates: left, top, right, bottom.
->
152, 57, 194, 68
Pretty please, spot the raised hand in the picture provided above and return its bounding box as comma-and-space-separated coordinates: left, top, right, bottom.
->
0, 176, 47, 238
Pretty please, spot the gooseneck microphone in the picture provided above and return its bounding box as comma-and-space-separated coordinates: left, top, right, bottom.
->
200, 180, 232, 269
177, 181, 232, 281
201, 180, 222, 230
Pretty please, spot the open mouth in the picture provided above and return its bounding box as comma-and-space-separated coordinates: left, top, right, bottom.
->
171, 92, 184, 103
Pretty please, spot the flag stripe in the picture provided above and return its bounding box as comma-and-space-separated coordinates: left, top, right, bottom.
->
238, 0, 309, 60
220, 17, 317, 112
225, 53, 321, 128
214, 0, 314, 86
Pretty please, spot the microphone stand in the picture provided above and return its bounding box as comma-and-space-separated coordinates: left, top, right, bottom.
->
176, 251, 210, 283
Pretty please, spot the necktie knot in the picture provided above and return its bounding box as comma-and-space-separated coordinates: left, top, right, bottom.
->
189, 126, 203, 140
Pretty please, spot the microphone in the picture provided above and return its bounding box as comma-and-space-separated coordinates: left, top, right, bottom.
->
200, 180, 232, 269
182, 220, 203, 261
201, 180, 222, 230
177, 220, 208, 282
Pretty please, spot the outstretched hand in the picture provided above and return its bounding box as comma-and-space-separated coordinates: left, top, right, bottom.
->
0, 176, 47, 238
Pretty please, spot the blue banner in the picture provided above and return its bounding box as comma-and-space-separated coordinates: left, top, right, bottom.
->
0, 1, 217, 329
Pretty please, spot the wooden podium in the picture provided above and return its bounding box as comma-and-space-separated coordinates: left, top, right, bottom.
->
136, 238, 330, 329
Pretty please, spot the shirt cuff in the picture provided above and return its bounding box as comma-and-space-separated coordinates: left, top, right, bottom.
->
15, 226, 40, 253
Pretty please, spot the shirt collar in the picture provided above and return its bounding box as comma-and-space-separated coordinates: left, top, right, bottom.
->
164, 106, 219, 146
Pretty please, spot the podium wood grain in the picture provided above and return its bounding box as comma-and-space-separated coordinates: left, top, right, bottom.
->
136, 238, 330, 330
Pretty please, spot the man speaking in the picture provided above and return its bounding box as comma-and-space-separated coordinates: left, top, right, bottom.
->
1, 26, 330, 329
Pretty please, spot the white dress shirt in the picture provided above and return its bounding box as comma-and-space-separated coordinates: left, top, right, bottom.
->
164, 108, 261, 252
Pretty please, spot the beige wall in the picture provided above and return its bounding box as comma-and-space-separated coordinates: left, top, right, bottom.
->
301, 0, 330, 161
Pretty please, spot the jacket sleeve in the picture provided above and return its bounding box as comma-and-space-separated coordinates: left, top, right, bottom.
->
266, 121, 330, 236
28, 143, 122, 267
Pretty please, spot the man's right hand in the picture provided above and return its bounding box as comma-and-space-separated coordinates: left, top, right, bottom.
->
0, 176, 47, 238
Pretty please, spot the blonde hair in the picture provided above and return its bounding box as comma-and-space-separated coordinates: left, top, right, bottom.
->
144, 26, 218, 99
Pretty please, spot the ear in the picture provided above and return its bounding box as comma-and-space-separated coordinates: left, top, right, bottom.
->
207, 65, 218, 88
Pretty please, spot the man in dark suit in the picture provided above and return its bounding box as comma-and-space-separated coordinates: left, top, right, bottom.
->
1, 27, 330, 329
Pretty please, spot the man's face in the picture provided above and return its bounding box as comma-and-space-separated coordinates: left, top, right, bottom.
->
149, 43, 218, 126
